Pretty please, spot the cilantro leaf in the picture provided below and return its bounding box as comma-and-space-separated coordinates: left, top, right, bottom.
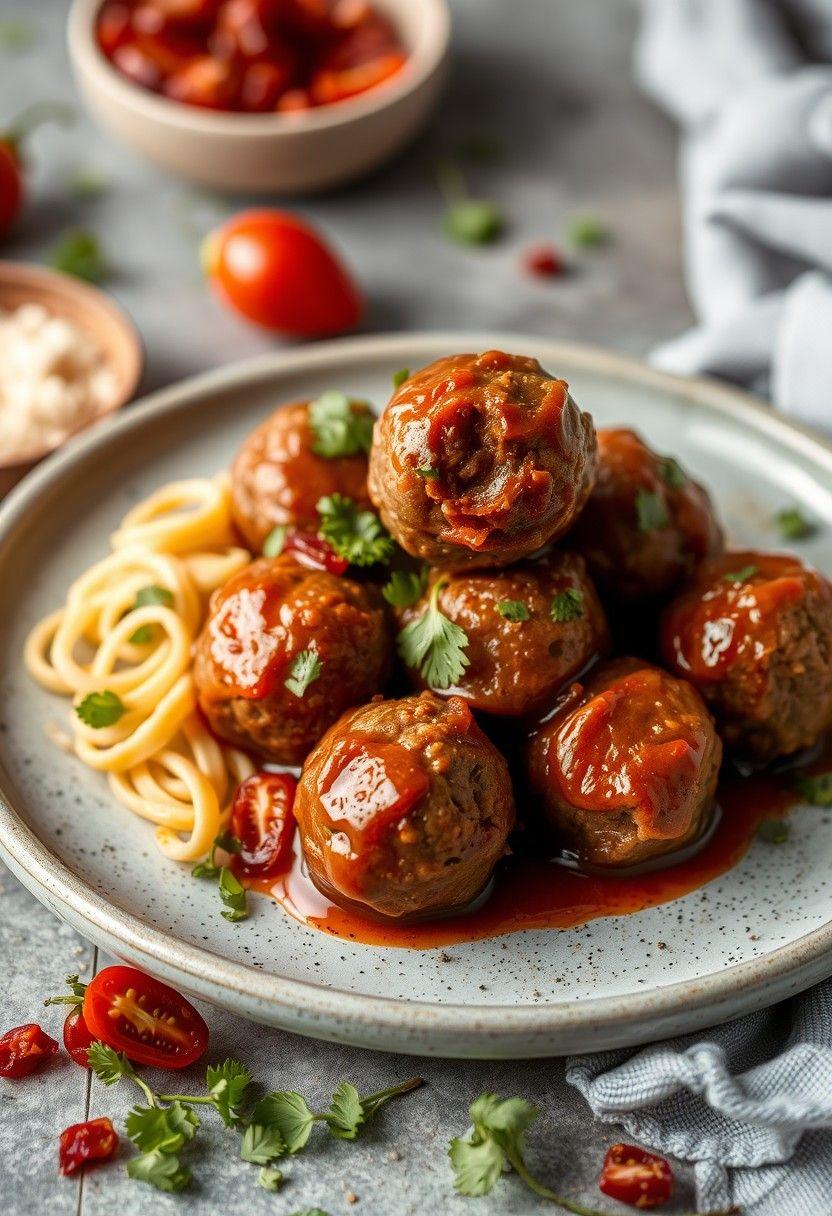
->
263, 524, 288, 557
88, 1041, 136, 1086
316, 494, 394, 567
497, 599, 529, 622
252, 1091, 315, 1154
75, 689, 125, 728
129, 584, 174, 644
126, 1149, 190, 1192
397, 577, 469, 690
48, 229, 106, 283
191, 858, 221, 880
775, 506, 815, 540
550, 588, 583, 623
635, 488, 669, 533
657, 456, 686, 489
392, 367, 409, 389
325, 1081, 364, 1140
568, 214, 608, 249
126, 1102, 199, 1154
444, 199, 504, 245
308, 391, 373, 458
258, 1166, 284, 1191
382, 569, 426, 609
285, 649, 323, 699
796, 772, 832, 806
449, 1133, 505, 1197
241, 1123, 285, 1165
416, 465, 439, 479
723, 564, 758, 584
207, 1058, 253, 1126
757, 819, 789, 844
218, 866, 248, 922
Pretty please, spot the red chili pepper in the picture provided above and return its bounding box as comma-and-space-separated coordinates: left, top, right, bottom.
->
523, 243, 565, 278
599, 1143, 674, 1209
0, 1023, 59, 1078
59, 1117, 119, 1176
0, 102, 74, 240
285, 531, 349, 575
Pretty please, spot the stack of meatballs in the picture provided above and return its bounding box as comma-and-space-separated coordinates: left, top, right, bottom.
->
194, 350, 832, 922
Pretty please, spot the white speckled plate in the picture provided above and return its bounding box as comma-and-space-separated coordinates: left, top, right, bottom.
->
2, 332, 832, 1059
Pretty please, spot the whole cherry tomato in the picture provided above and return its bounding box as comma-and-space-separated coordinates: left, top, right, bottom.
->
0, 102, 74, 241
231, 771, 298, 879
202, 209, 362, 337
82, 965, 209, 1070
59, 1117, 119, 1176
599, 1143, 674, 1209
0, 1023, 59, 1078
62, 1006, 97, 1068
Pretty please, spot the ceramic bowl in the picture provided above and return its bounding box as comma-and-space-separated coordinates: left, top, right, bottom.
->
67, 0, 451, 194
0, 263, 143, 498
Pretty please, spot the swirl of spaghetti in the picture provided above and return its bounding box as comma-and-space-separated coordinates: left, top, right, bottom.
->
24, 475, 254, 863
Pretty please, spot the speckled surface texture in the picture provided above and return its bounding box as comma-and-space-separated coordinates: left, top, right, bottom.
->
0, 0, 713, 1210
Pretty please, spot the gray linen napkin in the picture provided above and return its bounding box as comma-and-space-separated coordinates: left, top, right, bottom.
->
634, 0, 832, 432
565, 4, 832, 1212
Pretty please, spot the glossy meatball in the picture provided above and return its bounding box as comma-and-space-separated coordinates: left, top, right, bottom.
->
193, 556, 390, 765
295, 693, 516, 920
396, 551, 610, 715
570, 428, 723, 605
368, 350, 597, 569
661, 551, 832, 762
231, 399, 372, 550
526, 658, 722, 868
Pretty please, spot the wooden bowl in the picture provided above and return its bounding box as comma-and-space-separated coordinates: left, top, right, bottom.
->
0, 263, 143, 498
67, 0, 451, 195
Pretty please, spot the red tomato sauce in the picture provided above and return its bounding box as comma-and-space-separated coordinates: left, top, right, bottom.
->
96, 0, 408, 114
247, 756, 814, 948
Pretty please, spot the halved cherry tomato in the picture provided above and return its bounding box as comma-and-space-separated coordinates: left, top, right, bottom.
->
599, 1143, 674, 1209
59, 1117, 119, 1176
285, 531, 349, 575
63, 1006, 97, 1068
82, 965, 209, 1070
202, 209, 362, 337
0, 1023, 59, 1078
231, 771, 298, 879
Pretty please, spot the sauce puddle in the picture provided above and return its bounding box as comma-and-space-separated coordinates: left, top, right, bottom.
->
249, 765, 804, 948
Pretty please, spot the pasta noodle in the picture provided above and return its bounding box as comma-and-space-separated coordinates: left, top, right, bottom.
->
24, 475, 256, 861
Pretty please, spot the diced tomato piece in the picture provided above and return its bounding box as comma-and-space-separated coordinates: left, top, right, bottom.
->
241, 60, 294, 110
0, 1023, 59, 1078
62, 1007, 97, 1069
599, 1143, 674, 1209
59, 1117, 119, 1177
97, 2, 133, 55
212, 0, 278, 60
310, 51, 405, 104
523, 243, 565, 278
276, 87, 313, 111
164, 54, 241, 108
82, 965, 209, 1070
231, 771, 298, 879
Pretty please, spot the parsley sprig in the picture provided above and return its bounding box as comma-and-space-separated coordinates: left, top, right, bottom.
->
397, 577, 469, 690
316, 494, 394, 568
308, 391, 374, 458
87, 1041, 422, 1194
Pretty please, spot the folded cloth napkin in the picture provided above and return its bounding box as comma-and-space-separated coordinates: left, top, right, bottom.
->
563, 4, 832, 1211
633, 0, 832, 432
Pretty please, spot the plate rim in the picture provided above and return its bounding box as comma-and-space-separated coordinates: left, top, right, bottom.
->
3, 329, 832, 1052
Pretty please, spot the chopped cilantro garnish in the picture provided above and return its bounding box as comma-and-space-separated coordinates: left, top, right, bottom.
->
75, 689, 125, 729
550, 588, 584, 623
382, 569, 427, 608
308, 391, 373, 458
775, 506, 815, 540
497, 600, 529, 622
48, 229, 106, 283
635, 488, 669, 533
262, 524, 288, 557
316, 493, 393, 567
397, 577, 469, 690
285, 649, 323, 699
657, 456, 687, 489
722, 564, 758, 584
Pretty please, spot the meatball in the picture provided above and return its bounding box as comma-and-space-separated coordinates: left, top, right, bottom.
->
570, 428, 723, 605
368, 350, 596, 568
193, 555, 390, 765
526, 658, 722, 868
295, 693, 516, 920
231, 399, 372, 550
661, 551, 832, 762
396, 551, 610, 715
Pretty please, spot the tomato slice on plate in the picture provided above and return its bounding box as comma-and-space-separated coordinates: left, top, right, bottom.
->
231, 771, 298, 879
599, 1143, 674, 1209
63, 1006, 97, 1068
59, 1117, 119, 1176
82, 965, 209, 1070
